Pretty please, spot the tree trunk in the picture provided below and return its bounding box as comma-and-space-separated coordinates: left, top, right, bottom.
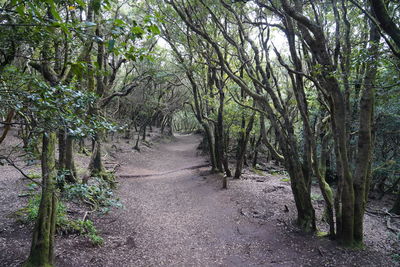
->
87, 20, 106, 176
64, 135, 76, 183
286, 156, 316, 231
89, 133, 104, 175
252, 134, 262, 168
24, 132, 57, 267
390, 194, 400, 215
214, 125, 223, 172
202, 122, 217, 171
58, 130, 66, 169
0, 109, 15, 146
353, 24, 380, 245
216, 80, 231, 181
234, 114, 255, 179
142, 124, 146, 141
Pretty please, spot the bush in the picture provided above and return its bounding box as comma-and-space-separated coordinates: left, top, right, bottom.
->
16, 193, 104, 246
63, 177, 122, 213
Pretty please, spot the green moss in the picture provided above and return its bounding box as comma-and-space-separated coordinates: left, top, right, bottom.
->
316, 231, 328, 237
340, 240, 365, 249
251, 167, 265, 176
27, 172, 41, 180
392, 253, 400, 263
280, 178, 290, 182
311, 193, 323, 201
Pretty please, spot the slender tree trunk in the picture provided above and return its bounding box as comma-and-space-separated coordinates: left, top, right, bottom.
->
353, 24, 380, 245
64, 135, 76, 183
202, 122, 217, 171
58, 130, 66, 170
252, 134, 262, 168
214, 125, 223, 172
89, 20, 105, 175
142, 124, 146, 141
234, 114, 255, 179
24, 132, 57, 267
216, 82, 231, 182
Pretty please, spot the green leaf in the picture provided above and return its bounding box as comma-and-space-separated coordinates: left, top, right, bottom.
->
49, 4, 61, 21
16, 5, 25, 16
113, 19, 125, 26
108, 39, 115, 52
75, 0, 86, 8
148, 25, 160, 35
131, 26, 145, 35
93, 0, 101, 14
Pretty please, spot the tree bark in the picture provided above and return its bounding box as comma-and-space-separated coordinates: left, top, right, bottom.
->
0, 109, 15, 146
353, 24, 380, 245
390, 194, 400, 215
24, 132, 57, 267
64, 135, 76, 183
234, 114, 255, 179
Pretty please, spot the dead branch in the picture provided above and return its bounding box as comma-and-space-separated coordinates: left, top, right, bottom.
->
0, 156, 41, 186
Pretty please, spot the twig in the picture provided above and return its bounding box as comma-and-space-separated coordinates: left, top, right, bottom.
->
1, 156, 41, 186
318, 247, 324, 257
82, 211, 90, 221
386, 217, 400, 234
120, 164, 210, 178
365, 208, 400, 218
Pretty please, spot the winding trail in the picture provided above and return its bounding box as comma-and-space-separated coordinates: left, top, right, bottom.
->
107, 134, 276, 266
56, 133, 393, 267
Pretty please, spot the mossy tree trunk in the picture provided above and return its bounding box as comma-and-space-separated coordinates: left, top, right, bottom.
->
65, 135, 77, 183
89, 20, 105, 176
24, 132, 57, 267
215, 73, 231, 186
353, 24, 380, 245
281, 0, 380, 246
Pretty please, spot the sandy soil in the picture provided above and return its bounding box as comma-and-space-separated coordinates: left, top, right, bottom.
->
0, 131, 398, 266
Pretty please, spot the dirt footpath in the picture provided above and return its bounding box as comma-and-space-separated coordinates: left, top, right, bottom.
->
0, 133, 395, 266
56, 134, 394, 267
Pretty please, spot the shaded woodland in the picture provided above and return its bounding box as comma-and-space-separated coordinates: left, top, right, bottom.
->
0, 0, 399, 266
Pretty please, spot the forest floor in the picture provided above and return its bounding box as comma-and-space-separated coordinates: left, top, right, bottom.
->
0, 130, 399, 266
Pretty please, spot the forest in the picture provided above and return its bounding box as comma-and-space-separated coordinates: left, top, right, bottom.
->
0, 0, 399, 266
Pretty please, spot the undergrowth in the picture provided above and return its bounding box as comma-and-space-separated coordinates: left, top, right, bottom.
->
16, 172, 121, 246
63, 176, 122, 213
15, 193, 104, 246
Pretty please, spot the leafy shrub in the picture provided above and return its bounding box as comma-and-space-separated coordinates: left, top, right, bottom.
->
16, 193, 104, 246
64, 219, 104, 246
16, 193, 68, 226
63, 177, 122, 213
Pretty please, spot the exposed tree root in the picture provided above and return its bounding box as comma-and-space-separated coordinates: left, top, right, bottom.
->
119, 164, 210, 178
